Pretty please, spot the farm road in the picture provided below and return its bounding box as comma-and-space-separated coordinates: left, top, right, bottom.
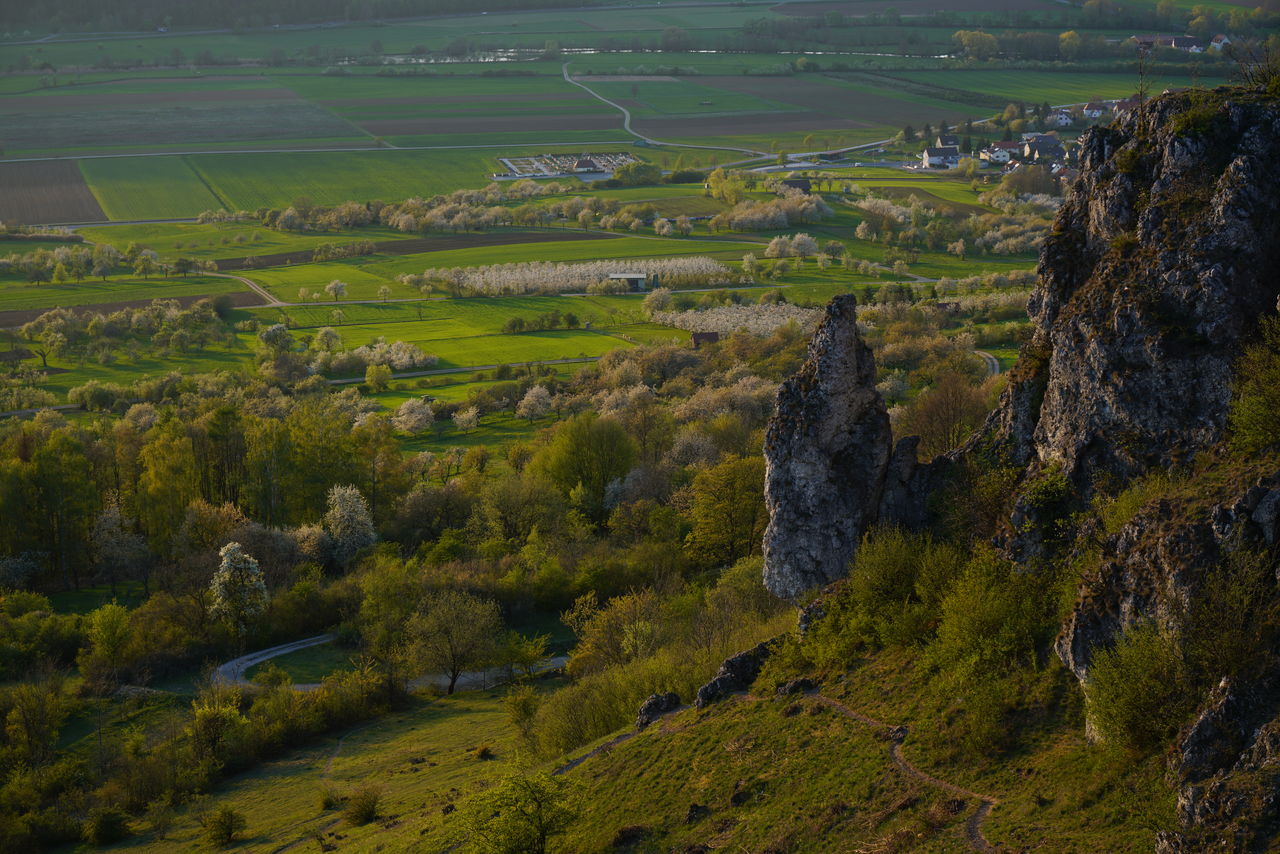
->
213, 633, 567, 692
974, 350, 1001, 376
562, 62, 770, 156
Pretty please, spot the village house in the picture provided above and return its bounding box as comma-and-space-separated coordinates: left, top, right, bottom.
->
920, 145, 961, 169
1051, 110, 1075, 128
1083, 102, 1107, 119
1210, 34, 1231, 51
980, 140, 1021, 164
1023, 134, 1066, 163
935, 133, 960, 148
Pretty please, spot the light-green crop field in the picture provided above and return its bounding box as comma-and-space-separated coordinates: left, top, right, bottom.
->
328, 325, 632, 372
79, 156, 225, 220
0, 275, 246, 312
188, 148, 594, 210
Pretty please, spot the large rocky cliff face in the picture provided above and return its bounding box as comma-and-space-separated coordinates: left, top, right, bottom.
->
761, 85, 1280, 848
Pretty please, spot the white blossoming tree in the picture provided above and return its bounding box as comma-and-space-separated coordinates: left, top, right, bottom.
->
324, 485, 377, 567
516, 385, 552, 420
210, 542, 267, 645
393, 397, 435, 434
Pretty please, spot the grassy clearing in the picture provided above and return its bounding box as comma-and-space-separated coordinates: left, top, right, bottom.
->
115, 687, 528, 853
79, 156, 226, 221
0, 275, 246, 311
335, 326, 632, 372
246, 642, 357, 684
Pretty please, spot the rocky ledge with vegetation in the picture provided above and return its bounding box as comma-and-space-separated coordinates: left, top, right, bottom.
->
759, 79, 1280, 850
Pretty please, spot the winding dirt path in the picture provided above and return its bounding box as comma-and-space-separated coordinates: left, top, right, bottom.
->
813, 694, 999, 852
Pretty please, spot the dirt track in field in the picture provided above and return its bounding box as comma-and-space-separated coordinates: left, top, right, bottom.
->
214, 229, 620, 271
0, 161, 106, 225
358, 113, 623, 136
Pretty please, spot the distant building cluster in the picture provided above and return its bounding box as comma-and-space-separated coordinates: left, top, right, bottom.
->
1130, 33, 1231, 53
494, 152, 639, 179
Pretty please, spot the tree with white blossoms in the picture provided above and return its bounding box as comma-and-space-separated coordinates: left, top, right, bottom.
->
393, 397, 434, 434
314, 327, 342, 352
516, 385, 552, 420
741, 253, 759, 278
325, 279, 348, 301
675, 215, 693, 236
764, 235, 792, 258
210, 542, 267, 645
653, 218, 673, 237
790, 233, 819, 259
324, 485, 377, 567
454, 406, 480, 434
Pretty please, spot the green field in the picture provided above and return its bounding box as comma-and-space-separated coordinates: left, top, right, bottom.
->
78, 221, 407, 260
587, 77, 802, 118
0, 275, 246, 311
188, 148, 593, 210
887, 70, 1232, 106
333, 325, 632, 372
246, 235, 760, 301
80, 156, 226, 220
246, 642, 357, 684
251, 292, 649, 332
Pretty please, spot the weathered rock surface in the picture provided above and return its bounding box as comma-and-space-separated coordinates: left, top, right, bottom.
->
635, 691, 681, 729
762, 295, 893, 600
982, 90, 1280, 495
694, 639, 777, 709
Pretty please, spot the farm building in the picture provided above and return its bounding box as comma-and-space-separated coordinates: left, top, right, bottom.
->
780, 177, 813, 193
574, 157, 600, 173
691, 332, 720, 349
921, 146, 960, 169
609, 272, 652, 291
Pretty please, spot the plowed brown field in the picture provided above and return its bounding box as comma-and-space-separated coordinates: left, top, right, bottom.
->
0, 161, 105, 225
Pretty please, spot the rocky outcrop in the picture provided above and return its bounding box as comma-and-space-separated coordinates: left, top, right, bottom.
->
761, 297, 942, 599
762, 295, 892, 600
635, 692, 681, 729
979, 89, 1280, 497
1058, 472, 1280, 685
694, 639, 777, 709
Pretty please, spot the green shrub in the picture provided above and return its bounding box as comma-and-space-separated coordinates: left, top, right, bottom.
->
319, 785, 344, 812
343, 785, 382, 825
1086, 622, 1187, 753
1229, 316, 1280, 456
929, 548, 1046, 680
202, 805, 247, 847
82, 806, 131, 846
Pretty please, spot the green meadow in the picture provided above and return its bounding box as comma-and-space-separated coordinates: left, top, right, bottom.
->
0, 275, 245, 311
80, 156, 226, 220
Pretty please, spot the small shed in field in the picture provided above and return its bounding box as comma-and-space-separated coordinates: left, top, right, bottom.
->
691, 331, 720, 349
609, 272, 650, 291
